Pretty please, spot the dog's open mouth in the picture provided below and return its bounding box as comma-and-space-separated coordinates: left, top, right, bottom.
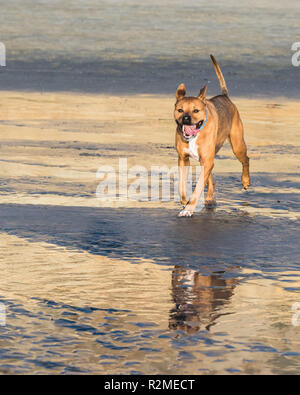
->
177, 120, 204, 140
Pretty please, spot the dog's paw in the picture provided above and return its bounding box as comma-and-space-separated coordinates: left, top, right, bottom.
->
242, 176, 250, 190
178, 209, 193, 217
205, 198, 216, 208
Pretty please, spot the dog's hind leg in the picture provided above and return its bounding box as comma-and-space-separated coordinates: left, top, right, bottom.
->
229, 113, 250, 190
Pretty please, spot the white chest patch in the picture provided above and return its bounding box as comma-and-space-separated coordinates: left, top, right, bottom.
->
184, 137, 199, 161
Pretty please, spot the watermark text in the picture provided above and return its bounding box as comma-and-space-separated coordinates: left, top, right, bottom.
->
96, 158, 204, 210
0, 42, 6, 67
291, 42, 300, 67
0, 302, 6, 326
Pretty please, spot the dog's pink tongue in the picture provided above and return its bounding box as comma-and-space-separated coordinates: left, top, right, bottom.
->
184, 125, 198, 136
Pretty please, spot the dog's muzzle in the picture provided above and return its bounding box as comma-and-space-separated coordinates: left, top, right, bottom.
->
176, 109, 208, 141
177, 120, 204, 140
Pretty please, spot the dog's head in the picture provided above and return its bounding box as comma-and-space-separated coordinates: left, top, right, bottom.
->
174, 83, 208, 141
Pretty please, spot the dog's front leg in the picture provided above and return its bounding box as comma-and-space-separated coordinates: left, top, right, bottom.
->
178, 159, 214, 217
178, 156, 190, 206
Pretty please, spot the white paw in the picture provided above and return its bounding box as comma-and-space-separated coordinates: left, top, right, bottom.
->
178, 209, 193, 217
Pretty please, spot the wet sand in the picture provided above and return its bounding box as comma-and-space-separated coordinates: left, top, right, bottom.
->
0, 91, 299, 374
1, 0, 300, 97
0, 91, 299, 211
1, 0, 300, 377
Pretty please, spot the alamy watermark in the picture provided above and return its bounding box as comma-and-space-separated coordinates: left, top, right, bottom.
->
291, 302, 300, 326
96, 158, 205, 210
0, 42, 6, 67
291, 42, 300, 67
0, 302, 6, 326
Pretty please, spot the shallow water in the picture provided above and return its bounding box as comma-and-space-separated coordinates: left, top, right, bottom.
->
0, 0, 300, 96
0, 92, 299, 374
0, 0, 300, 373
0, 203, 299, 374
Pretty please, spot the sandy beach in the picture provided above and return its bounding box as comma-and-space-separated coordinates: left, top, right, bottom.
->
0, 0, 300, 377
0, 90, 299, 374
0, 91, 299, 214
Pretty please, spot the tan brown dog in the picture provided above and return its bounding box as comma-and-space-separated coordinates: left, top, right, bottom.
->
175, 55, 250, 217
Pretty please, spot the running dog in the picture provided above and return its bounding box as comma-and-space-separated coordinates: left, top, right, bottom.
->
175, 55, 250, 217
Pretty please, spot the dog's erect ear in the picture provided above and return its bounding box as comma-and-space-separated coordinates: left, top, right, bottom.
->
176, 83, 186, 101
198, 85, 207, 102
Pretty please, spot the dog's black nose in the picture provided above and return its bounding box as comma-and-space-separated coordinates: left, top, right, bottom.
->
182, 114, 191, 124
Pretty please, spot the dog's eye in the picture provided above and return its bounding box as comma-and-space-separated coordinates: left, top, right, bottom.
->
177, 109, 184, 113
193, 109, 199, 113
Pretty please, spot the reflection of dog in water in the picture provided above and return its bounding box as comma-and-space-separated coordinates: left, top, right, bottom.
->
169, 266, 237, 333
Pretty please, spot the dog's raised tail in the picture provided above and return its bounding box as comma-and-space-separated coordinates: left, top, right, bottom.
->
210, 54, 228, 96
